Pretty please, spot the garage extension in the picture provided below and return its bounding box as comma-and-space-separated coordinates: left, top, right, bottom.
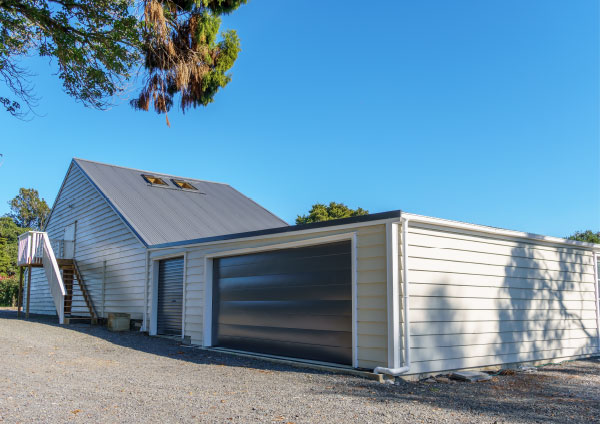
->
17, 158, 600, 379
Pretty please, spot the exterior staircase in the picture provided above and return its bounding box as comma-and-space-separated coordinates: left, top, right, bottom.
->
17, 231, 97, 324
60, 259, 98, 324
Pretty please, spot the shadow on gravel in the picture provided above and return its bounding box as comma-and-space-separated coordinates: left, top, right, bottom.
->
0, 309, 340, 378
4, 309, 599, 423
311, 359, 600, 424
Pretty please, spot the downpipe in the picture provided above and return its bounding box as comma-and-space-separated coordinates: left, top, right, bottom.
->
375, 217, 411, 377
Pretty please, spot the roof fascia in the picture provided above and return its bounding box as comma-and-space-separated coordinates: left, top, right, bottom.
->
149, 211, 402, 250
43, 159, 76, 231
73, 159, 149, 248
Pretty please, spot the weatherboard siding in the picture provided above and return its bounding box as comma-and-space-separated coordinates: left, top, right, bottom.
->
24, 164, 147, 319
402, 223, 599, 375
149, 223, 389, 369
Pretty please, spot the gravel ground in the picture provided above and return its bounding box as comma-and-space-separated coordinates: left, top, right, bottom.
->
1, 309, 599, 424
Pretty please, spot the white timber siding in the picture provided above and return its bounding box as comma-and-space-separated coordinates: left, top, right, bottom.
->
403, 222, 599, 375
24, 164, 147, 319
149, 223, 389, 369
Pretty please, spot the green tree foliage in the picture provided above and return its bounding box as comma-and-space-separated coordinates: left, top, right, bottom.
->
1, 0, 247, 122
0, 217, 26, 306
296, 202, 369, 225
0, 276, 19, 306
0, 0, 141, 117
131, 0, 246, 125
0, 216, 27, 276
567, 230, 600, 244
8, 188, 50, 229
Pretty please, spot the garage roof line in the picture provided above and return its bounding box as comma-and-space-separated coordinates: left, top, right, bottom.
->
149, 210, 403, 249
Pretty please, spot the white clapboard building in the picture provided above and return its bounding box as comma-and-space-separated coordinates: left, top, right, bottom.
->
18, 158, 600, 379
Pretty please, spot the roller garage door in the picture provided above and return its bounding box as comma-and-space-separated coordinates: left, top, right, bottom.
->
212, 241, 352, 365
157, 257, 184, 335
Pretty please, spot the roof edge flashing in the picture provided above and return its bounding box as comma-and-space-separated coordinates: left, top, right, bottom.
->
73, 157, 230, 186
149, 210, 402, 249
73, 160, 149, 247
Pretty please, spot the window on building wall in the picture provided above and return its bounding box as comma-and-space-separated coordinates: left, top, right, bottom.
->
171, 179, 197, 190
142, 174, 168, 186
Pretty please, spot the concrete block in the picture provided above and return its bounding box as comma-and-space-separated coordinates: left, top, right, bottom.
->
450, 371, 492, 382
107, 313, 130, 332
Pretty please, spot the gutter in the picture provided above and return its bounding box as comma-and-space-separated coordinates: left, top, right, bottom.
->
149, 211, 402, 250
401, 212, 600, 251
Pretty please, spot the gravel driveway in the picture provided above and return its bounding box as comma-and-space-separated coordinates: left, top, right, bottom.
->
1, 309, 599, 423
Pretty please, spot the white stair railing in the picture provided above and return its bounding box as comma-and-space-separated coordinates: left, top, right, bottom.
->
17, 231, 66, 324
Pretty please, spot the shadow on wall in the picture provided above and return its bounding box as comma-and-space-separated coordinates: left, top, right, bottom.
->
498, 243, 598, 362
408, 237, 598, 375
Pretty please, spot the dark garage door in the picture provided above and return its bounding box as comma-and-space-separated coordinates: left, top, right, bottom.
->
213, 241, 352, 365
157, 257, 184, 335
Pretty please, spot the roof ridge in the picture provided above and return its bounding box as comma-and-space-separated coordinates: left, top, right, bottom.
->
73, 157, 230, 185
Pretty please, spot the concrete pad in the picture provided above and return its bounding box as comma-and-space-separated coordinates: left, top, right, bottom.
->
450, 371, 492, 382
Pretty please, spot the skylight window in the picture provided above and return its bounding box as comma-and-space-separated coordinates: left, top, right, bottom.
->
172, 179, 197, 190
142, 174, 168, 186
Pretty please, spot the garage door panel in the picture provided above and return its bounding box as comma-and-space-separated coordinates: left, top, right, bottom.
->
218, 242, 351, 267
217, 253, 350, 279
219, 270, 350, 291
217, 336, 353, 365
213, 241, 352, 365
218, 311, 352, 332
220, 283, 351, 302
218, 324, 352, 347
157, 257, 183, 336
219, 300, 352, 317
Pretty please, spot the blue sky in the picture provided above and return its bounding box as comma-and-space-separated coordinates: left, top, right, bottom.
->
0, 0, 598, 237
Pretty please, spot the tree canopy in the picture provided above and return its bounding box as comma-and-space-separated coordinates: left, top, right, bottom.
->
0, 217, 25, 306
0, 0, 141, 117
131, 0, 245, 125
0, 0, 246, 122
7, 187, 50, 229
567, 230, 600, 244
0, 216, 27, 276
296, 202, 369, 225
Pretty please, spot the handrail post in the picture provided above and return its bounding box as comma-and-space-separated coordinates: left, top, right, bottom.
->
17, 267, 23, 317
27, 233, 32, 264
26, 264, 32, 318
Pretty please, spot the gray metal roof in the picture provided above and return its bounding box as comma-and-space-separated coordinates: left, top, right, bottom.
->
73, 158, 288, 246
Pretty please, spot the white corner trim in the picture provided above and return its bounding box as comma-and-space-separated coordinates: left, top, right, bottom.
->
385, 222, 400, 369
593, 253, 600, 352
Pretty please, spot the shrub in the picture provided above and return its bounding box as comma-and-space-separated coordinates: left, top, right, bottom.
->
0, 276, 19, 307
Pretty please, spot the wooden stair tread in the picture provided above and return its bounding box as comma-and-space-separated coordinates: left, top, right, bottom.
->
59, 259, 97, 322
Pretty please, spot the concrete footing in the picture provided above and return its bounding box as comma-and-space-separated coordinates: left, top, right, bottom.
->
190, 346, 385, 383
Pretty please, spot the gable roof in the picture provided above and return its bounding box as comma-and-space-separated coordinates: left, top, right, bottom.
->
72, 158, 288, 246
